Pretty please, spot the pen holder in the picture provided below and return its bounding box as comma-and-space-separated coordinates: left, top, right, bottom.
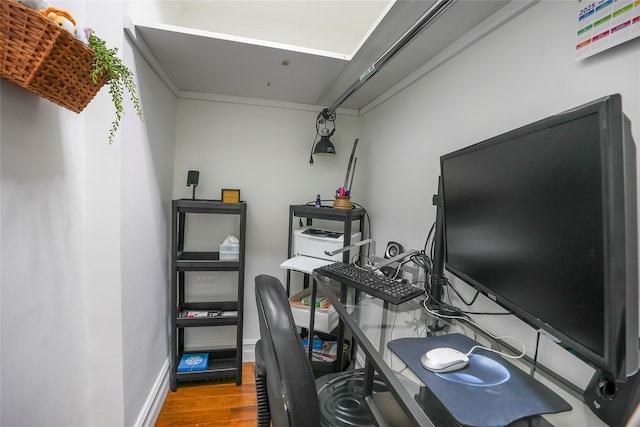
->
333, 196, 352, 210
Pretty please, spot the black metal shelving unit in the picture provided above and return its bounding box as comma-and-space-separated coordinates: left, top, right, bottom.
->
285, 204, 365, 374
170, 199, 247, 391
285, 204, 365, 294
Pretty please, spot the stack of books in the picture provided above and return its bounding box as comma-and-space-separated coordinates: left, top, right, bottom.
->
177, 353, 209, 372
303, 338, 340, 362
300, 295, 331, 309
179, 310, 239, 318
180, 310, 221, 318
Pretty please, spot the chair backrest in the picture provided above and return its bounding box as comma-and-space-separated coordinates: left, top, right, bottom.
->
254, 274, 322, 427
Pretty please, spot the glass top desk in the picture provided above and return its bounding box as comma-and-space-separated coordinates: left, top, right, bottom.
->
311, 271, 608, 427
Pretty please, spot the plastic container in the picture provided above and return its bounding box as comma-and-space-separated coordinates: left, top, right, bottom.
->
289, 287, 339, 333
219, 243, 240, 261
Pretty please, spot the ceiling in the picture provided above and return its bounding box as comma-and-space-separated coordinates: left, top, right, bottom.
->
131, 1, 508, 111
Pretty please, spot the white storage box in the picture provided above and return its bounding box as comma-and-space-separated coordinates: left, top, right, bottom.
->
289, 287, 339, 333
219, 243, 239, 261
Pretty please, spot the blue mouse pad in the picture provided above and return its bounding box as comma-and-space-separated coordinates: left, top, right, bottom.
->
387, 334, 571, 426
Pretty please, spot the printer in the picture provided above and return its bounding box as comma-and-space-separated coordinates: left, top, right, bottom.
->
293, 227, 362, 262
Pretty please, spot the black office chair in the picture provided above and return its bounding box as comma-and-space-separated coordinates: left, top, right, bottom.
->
254, 274, 387, 427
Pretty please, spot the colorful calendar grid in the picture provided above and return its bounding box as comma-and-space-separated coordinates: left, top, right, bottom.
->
575, 0, 640, 60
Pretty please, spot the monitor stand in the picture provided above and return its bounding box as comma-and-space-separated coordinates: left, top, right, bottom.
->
429, 176, 447, 306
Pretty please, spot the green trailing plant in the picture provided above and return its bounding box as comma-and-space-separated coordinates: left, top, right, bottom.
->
89, 33, 144, 144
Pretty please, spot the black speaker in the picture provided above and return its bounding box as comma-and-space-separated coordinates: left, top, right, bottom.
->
384, 241, 404, 259
584, 370, 640, 426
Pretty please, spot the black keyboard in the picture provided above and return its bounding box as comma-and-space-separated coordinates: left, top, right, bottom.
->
315, 262, 424, 305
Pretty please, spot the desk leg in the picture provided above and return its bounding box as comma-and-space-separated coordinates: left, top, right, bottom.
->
379, 301, 390, 353
363, 358, 390, 427
308, 278, 318, 362
336, 284, 348, 371
363, 358, 375, 397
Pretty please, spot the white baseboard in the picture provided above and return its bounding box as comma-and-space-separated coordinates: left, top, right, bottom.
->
134, 358, 170, 427
134, 340, 258, 427
243, 339, 257, 362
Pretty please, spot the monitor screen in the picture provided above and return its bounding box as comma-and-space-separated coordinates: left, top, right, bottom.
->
440, 94, 638, 381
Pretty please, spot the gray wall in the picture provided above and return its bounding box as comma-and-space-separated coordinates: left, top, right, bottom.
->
1, 1, 175, 426
171, 97, 361, 352
360, 0, 640, 389
2, 1, 639, 425
120, 27, 176, 427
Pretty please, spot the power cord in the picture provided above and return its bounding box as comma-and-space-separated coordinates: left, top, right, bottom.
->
422, 296, 527, 361
444, 279, 515, 316
530, 331, 541, 376
350, 201, 372, 245
447, 280, 481, 306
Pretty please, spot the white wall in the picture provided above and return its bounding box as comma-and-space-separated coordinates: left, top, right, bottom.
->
0, 1, 175, 426
1, 68, 94, 427
172, 98, 361, 348
82, 3, 126, 425
360, 0, 640, 389
3, 0, 638, 424
120, 25, 176, 427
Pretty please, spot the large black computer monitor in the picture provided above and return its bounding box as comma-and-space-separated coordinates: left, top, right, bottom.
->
440, 94, 638, 384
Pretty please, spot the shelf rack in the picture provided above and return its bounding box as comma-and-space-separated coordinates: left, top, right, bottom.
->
170, 199, 247, 391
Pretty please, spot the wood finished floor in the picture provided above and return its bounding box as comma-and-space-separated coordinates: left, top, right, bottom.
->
155, 363, 257, 427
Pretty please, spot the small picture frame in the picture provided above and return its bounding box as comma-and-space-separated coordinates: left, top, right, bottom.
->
221, 189, 241, 203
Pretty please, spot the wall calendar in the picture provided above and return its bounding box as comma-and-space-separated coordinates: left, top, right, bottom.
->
576, 0, 640, 60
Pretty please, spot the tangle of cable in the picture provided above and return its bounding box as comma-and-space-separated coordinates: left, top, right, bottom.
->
422, 296, 526, 360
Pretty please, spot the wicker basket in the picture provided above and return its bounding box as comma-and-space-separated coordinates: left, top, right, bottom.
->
0, 0, 107, 113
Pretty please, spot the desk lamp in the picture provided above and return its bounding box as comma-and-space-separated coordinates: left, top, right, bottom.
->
309, 108, 336, 165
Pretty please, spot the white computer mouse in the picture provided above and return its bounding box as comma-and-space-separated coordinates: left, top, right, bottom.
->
420, 347, 469, 373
